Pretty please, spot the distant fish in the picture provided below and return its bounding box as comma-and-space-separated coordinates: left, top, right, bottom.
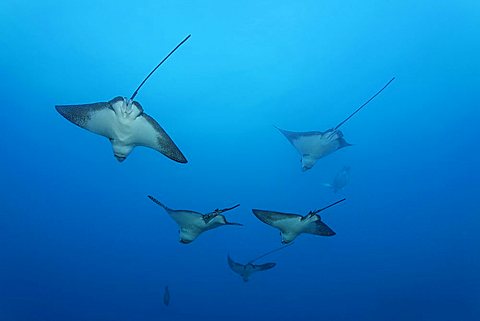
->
277, 77, 395, 171
323, 166, 350, 193
55, 35, 191, 163
147, 195, 242, 244
252, 199, 345, 243
227, 256, 276, 282
163, 286, 170, 306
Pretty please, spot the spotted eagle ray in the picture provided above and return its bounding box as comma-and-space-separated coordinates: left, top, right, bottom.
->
277, 77, 395, 171
147, 195, 242, 244
323, 165, 350, 193
252, 198, 346, 243
227, 243, 292, 282
55, 35, 191, 163
227, 256, 275, 282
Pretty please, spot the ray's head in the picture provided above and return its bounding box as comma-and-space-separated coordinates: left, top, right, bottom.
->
301, 155, 317, 172
115, 155, 127, 162
179, 229, 199, 244
110, 140, 134, 162
281, 232, 297, 244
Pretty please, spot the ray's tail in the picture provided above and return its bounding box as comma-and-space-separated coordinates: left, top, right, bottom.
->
248, 243, 293, 264
312, 198, 346, 215
130, 34, 191, 100
334, 77, 395, 130
147, 195, 170, 211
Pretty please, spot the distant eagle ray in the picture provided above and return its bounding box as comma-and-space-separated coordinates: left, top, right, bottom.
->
147, 195, 242, 244
277, 77, 395, 171
323, 165, 350, 193
227, 243, 292, 282
252, 198, 346, 243
55, 35, 191, 163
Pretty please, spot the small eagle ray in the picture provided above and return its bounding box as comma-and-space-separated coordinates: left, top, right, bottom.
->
227, 243, 292, 282
323, 165, 351, 193
252, 198, 346, 243
147, 195, 242, 244
277, 77, 395, 171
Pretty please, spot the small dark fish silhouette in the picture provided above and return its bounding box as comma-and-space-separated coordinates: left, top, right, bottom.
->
163, 286, 170, 306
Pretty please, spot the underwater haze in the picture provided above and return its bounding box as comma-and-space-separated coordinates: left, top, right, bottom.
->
1, 0, 479, 320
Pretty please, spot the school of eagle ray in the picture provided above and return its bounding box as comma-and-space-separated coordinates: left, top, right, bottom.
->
55, 34, 395, 303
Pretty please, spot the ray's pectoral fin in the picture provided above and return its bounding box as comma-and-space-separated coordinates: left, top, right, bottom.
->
133, 113, 188, 163
254, 262, 276, 271
338, 137, 352, 149
305, 220, 336, 236
55, 97, 120, 139
224, 221, 243, 226
227, 255, 245, 275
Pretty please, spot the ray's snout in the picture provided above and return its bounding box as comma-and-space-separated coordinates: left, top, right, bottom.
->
114, 155, 126, 162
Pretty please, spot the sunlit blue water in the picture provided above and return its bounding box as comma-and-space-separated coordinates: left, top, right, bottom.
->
1, 1, 479, 320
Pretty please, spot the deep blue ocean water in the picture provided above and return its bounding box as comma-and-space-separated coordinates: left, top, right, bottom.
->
1, 1, 479, 320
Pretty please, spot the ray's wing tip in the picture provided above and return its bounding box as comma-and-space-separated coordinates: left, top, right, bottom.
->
177, 155, 188, 164
168, 150, 188, 164
226, 221, 243, 227
323, 226, 336, 236
251, 209, 271, 222
275, 126, 288, 134
54, 105, 67, 115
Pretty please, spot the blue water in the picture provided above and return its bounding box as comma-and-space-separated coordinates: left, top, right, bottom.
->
1, 1, 479, 320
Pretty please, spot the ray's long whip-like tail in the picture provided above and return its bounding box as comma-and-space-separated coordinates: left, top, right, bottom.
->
334, 77, 395, 130
130, 34, 191, 100
248, 243, 293, 264
312, 198, 346, 215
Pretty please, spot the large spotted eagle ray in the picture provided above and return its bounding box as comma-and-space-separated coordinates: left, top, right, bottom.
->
277, 77, 395, 171
55, 35, 191, 163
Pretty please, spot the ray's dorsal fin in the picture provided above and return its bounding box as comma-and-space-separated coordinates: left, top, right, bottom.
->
130, 34, 191, 100
334, 77, 395, 130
